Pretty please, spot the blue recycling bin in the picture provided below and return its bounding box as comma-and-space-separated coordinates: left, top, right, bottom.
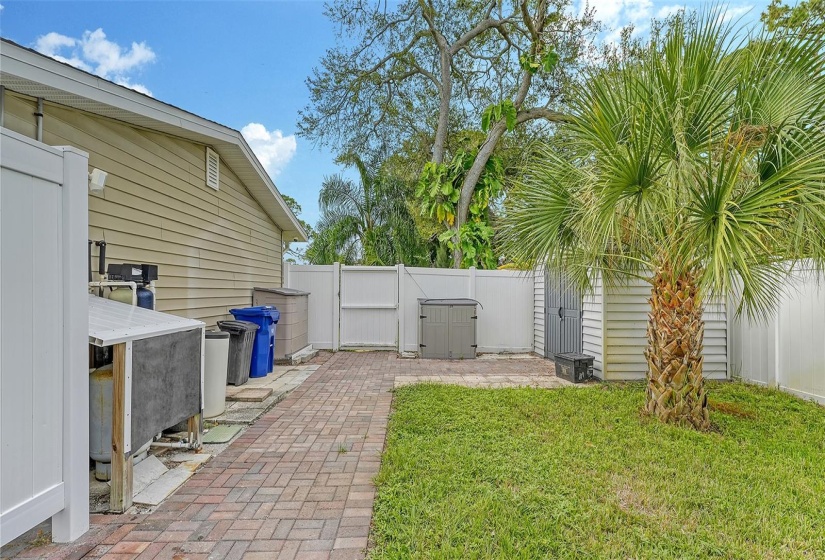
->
229, 306, 280, 378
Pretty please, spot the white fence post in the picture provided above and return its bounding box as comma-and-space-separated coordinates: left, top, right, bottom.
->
772, 303, 781, 389
284, 261, 291, 289
51, 147, 89, 542
469, 266, 477, 300
397, 264, 405, 352
332, 262, 340, 351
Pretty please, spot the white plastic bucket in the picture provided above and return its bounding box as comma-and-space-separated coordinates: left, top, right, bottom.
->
204, 330, 230, 418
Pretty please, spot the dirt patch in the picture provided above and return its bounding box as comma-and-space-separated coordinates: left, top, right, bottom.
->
709, 399, 757, 419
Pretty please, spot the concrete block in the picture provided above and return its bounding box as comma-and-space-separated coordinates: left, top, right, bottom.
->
133, 464, 194, 506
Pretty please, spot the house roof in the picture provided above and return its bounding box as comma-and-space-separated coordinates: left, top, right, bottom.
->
0, 38, 308, 242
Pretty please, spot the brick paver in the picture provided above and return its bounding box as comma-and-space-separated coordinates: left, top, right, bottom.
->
5, 352, 560, 559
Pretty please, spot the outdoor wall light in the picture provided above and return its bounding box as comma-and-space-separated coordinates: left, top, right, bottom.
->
89, 168, 107, 193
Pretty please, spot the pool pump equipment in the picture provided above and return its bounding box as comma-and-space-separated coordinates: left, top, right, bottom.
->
88, 239, 158, 311
106, 263, 158, 309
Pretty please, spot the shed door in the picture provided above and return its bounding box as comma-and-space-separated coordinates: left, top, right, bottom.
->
420, 304, 449, 359
545, 270, 582, 358
448, 305, 476, 359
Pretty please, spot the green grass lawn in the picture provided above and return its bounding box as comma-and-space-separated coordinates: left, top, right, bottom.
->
370, 382, 825, 559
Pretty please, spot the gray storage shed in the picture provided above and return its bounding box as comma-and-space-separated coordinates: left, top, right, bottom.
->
418, 298, 478, 359
253, 287, 310, 361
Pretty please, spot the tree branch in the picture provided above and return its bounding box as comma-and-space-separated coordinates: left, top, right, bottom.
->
359, 30, 428, 76
449, 14, 518, 55
516, 107, 571, 124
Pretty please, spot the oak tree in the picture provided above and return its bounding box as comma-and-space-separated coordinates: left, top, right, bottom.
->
298, 0, 597, 266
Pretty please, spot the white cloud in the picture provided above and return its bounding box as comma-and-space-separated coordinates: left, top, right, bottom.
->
241, 123, 297, 179
582, 0, 752, 42
721, 5, 754, 22
584, 0, 654, 38
656, 4, 685, 18
33, 28, 155, 96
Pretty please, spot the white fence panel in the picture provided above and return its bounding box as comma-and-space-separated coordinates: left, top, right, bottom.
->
0, 129, 88, 545
475, 270, 534, 353
288, 264, 536, 354
732, 272, 825, 404
285, 263, 337, 350
400, 267, 470, 352
340, 266, 398, 348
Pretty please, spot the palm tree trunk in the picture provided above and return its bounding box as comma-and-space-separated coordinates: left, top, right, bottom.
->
644, 266, 710, 430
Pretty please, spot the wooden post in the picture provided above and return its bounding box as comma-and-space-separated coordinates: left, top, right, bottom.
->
111, 342, 133, 513
188, 414, 202, 451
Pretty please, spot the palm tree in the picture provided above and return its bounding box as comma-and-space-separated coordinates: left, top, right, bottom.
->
305, 154, 423, 266
502, 11, 825, 429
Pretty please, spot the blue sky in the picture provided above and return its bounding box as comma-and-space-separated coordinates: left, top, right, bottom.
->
0, 0, 761, 229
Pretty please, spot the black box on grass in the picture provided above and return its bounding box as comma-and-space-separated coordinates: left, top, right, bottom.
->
554, 352, 594, 383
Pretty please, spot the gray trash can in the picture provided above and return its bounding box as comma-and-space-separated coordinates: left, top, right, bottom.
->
217, 320, 259, 386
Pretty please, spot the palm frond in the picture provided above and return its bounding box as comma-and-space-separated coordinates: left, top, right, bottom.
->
502, 6, 825, 319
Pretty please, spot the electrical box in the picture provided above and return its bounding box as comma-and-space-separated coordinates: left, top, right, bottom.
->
418, 298, 478, 359
554, 352, 594, 383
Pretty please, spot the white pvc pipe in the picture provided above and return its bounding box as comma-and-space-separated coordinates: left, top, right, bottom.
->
149, 440, 193, 449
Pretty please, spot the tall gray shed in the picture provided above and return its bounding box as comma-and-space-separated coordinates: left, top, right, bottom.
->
253, 287, 310, 361
418, 298, 478, 359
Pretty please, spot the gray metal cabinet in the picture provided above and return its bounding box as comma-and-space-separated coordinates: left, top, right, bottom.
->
418, 298, 478, 359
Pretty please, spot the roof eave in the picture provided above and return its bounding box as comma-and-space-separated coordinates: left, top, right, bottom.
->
0, 38, 307, 241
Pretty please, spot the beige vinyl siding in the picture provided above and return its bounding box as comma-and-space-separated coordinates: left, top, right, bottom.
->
582, 274, 604, 377
4, 93, 283, 326
603, 277, 727, 381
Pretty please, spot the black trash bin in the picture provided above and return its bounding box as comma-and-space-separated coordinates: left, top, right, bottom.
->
217, 320, 259, 386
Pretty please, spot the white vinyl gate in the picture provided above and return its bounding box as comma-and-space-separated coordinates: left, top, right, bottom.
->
339, 266, 398, 348
0, 129, 89, 545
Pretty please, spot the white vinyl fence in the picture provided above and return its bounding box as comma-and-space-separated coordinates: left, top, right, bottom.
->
284, 264, 535, 353
288, 260, 824, 406
0, 129, 89, 544
729, 271, 825, 405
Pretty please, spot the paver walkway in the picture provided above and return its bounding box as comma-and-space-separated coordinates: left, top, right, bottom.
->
6, 352, 561, 560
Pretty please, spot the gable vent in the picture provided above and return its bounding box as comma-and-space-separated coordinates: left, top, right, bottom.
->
205, 147, 220, 190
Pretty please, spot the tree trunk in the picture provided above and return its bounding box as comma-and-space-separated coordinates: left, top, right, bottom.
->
644, 266, 710, 430
451, 119, 508, 268
432, 47, 452, 165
